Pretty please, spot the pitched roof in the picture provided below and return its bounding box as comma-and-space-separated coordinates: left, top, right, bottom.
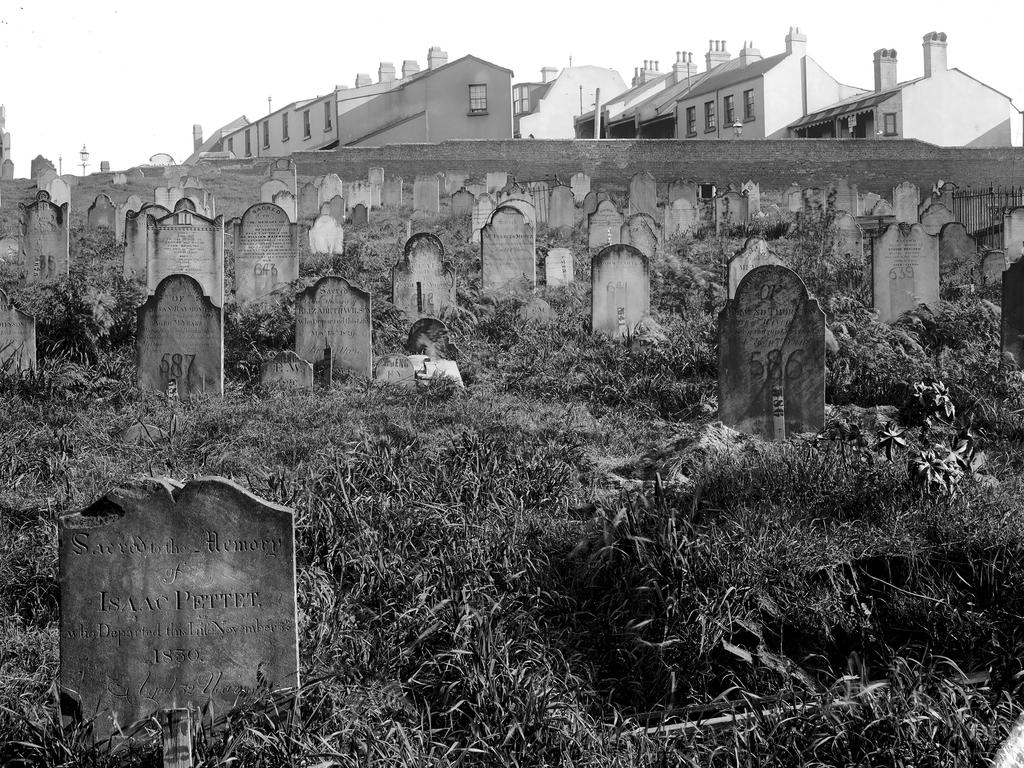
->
678, 52, 788, 102
788, 78, 919, 129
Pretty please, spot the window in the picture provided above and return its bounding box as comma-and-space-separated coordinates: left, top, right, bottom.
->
724, 94, 735, 125
685, 106, 696, 136
244, 129, 251, 157
282, 113, 289, 141
262, 120, 270, 148
303, 110, 311, 138
469, 84, 487, 113
513, 85, 530, 115
744, 89, 755, 120
226, 137, 233, 154
324, 102, 333, 131
883, 112, 897, 136
704, 100, 716, 131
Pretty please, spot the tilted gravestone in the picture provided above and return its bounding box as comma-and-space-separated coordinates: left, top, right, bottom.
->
1002, 257, 1024, 367
665, 197, 698, 236
295, 276, 372, 379
350, 203, 368, 226
727, 237, 784, 299
308, 215, 344, 256
136, 274, 223, 398
147, 202, 224, 307
547, 185, 574, 230
382, 177, 403, 208
317, 174, 344, 208
232, 203, 299, 304
261, 350, 313, 389
919, 202, 954, 236
480, 205, 536, 294
412, 175, 440, 215
620, 213, 660, 260
451, 188, 474, 216
18, 190, 69, 283
570, 172, 591, 203
893, 182, 920, 224
87, 194, 116, 229
374, 353, 416, 386
939, 222, 977, 283
123, 204, 170, 283
591, 244, 650, 339
588, 200, 623, 250
59, 477, 298, 741
298, 182, 319, 218
872, 223, 939, 323
627, 171, 658, 219
392, 233, 456, 319
405, 317, 456, 359
545, 247, 573, 287
0, 287, 36, 371
471, 193, 496, 242
718, 264, 825, 440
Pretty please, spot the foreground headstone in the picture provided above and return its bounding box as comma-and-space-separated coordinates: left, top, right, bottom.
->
18, 190, 69, 283
373, 353, 417, 386
588, 200, 622, 250
308, 215, 344, 255
591, 244, 650, 338
147, 203, 225, 307
260, 350, 313, 389
545, 247, 573, 287
718, 265, 825, 440
295, 276, 372, 379
872, 223, 939, 323
392, 233, 456, 319
727, 237, 784, 299
136, 274, 223, 398
59, 477, 298, 742
232, 203, 299, 304
893, 182, 920, 224
1002, 257, 1024, 367
480, 205, 536, 294
0, 288, 36, 371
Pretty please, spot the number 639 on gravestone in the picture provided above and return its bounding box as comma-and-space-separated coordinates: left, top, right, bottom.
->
889, 265, 915, 280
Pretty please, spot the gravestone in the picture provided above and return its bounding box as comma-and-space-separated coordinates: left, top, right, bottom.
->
373, 353, 416, 386
136, 274, 223, 397
518, 297, 555, 325
570, 172, 591, 203
295, 276, 372, 378
871, 198, 894, 217
727, 237, 784, 299
350, 203, 368, 226
588, 200, 623, 250
471, 193, 496, 241
261, 350, 313, 389
232, 203, 299, 304
18, 190, 69, 283
392, 233, 456, 319
308, 215, 344, 255
527, 181, 550, 224
45, 177, 71, 207
86, 194, 116, 230
861, 192, 881, 214
620, 213, 660, 260
1, 158, 14, 180
298, 182, 318, 218
981, 250, 1007, 287
485, 171, 508, 194
31, 154, 55, 180
37, 168, 58, 187
548, 185, 574, 230
939, 222, 977, 281
0, 236, 18, 264
0, 288, 36, 371
718, 264, 825, 440
368, 167, 385, 188
669, 179, 699, 207
545, 247, 573, 287
832, 179, 860, 215
740, 180, 761, 217
665, 198, 698, 236
382, 177, 403, 208
409, 355, 464, 387
59, 477, 297, 741
920, 202, 954, 236
318, 174, 344, 207
717, 191, 747, 231
582, 191, 599, 217
347, 180, 373, 211
1003, 207, 1024, 258
872, 223, 939, 323
451, 188, 474, 216
267, 158, 297, 189
833, 213, 864, 265
499, 196, 537, 229
480, 205, 536, 294
1002, 257, 1024, 367
444, 170, 467, 195
893, 182, 920, 224
784, 184, 802, 213
406, 318, 455, 358
800, 188, 823, 216
260, 179, 289, 204
116, 194, 144, 241
627, 171, 658, 218
147, 204, 224, 307
324, 194, 345, 226
412, 175, 440, 215
123, 204, 170, 282
591, 244, 650, 339
272, 190, 297, 223
113, 172, 127, 186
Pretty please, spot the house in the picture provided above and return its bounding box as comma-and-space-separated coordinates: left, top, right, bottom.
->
218, 92, 340, 161
514, 66, 626, 138
789, 32, 1022, 146
575, 60, 675, 138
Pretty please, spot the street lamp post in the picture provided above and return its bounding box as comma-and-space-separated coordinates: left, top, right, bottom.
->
732, 121, 743, 138
79, 144, 90, 177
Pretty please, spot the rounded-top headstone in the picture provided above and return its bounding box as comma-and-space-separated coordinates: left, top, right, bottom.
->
405, 318, 455, 359
373, 353, 416, 386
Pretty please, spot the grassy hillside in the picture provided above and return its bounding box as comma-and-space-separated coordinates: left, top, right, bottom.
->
1, 168, 1023, 766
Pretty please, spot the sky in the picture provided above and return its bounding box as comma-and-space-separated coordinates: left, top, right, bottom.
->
0, 0, 1020, 175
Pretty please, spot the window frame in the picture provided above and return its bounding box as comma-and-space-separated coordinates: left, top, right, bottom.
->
704, 100, 716, 132
244, 129, 251, 157
685, 106, 697, 137
743, 89, 755, 120
226, 137, 233, 154
262, 119, 270, 149
883, 112, 897, 136
723, 94, 735, 126
468, 83, 488, 114
281, 112, 289, 142
324, 101, 333, 131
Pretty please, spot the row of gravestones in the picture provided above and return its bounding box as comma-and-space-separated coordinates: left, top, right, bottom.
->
785, 179, 961, 230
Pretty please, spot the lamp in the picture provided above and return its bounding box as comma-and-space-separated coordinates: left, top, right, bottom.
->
732, 120, 743, 138
79, 144, 89, 176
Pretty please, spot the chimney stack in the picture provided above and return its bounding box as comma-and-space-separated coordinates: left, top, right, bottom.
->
428, 46, 448, 70
785, 26, 807, 56
739, 40, 762, 67
922, 31, 947, 78
378, 62, 396, 84
541, 66, 558, 83
355, 73, 372, 87
672, 51, 697, 83
873, 48, 898, 91
402, 59, 420, 78
705, 40, 730, 71
192, 124, 203, 151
